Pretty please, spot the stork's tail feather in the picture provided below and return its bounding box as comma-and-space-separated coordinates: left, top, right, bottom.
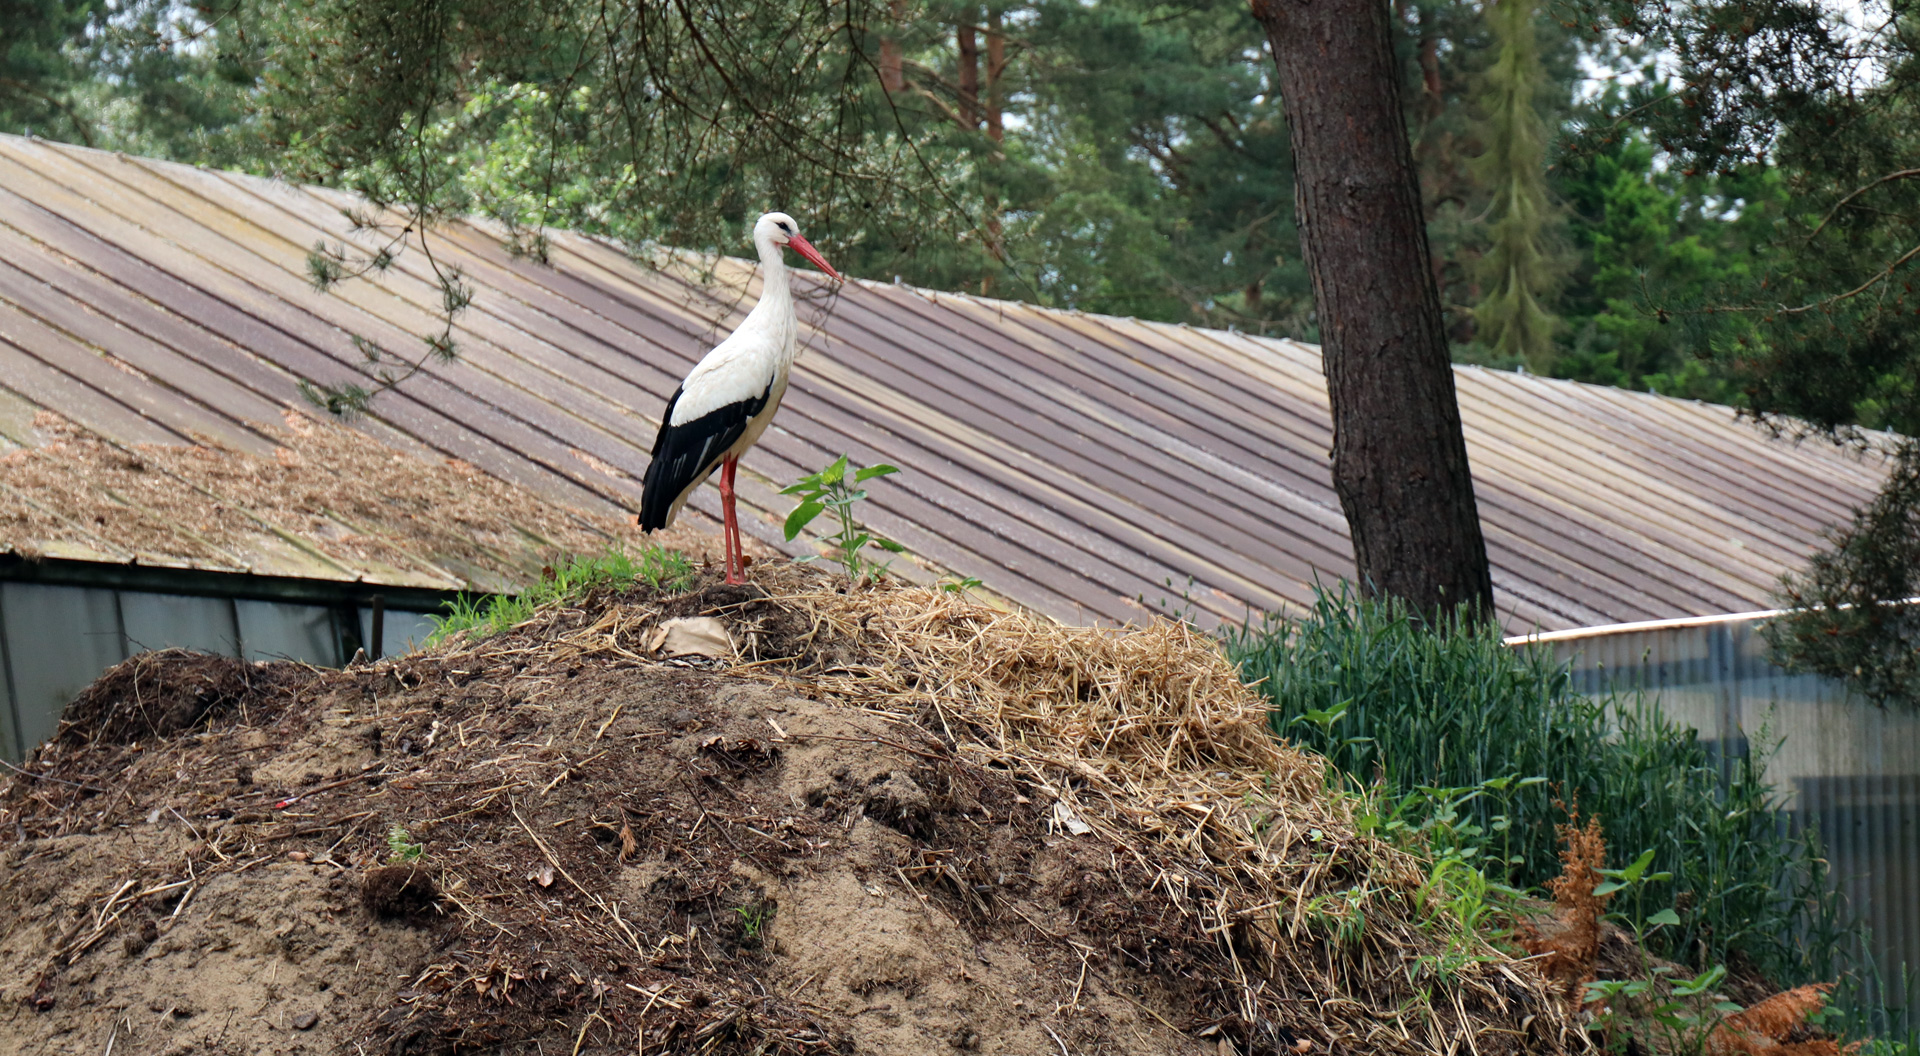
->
637, 464, 678, 534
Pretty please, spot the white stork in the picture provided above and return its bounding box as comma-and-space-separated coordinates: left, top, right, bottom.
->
638, 211, 842, 584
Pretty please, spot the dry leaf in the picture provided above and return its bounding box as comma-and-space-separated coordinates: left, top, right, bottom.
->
1710, 983, 1837, 1052
654, 617, 733, 658
1519, 803, 1609, 1005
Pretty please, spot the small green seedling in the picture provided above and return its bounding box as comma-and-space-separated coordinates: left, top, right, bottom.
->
782, 455, 905, 584
387, 824, 424, 863
734, 902, 774, 947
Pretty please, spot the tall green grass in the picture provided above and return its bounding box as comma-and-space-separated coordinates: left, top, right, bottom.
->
1223, 586, 1852, 989
426, 547, 693, 645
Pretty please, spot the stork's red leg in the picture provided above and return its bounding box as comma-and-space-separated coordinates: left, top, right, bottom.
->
719, 456, 743, 584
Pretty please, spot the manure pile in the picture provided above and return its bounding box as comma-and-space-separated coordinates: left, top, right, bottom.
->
0, 566, 1573, 1055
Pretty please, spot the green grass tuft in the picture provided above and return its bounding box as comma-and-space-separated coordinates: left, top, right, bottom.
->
426, 546, 693, 646
1223, 584, 1853, 991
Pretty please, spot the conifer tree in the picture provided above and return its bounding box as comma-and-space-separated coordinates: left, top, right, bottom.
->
1471, 0, 1561, 369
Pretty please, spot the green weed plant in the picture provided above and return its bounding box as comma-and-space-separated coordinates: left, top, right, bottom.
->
782, 455, 904, 585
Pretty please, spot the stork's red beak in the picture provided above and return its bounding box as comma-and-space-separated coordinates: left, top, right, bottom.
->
785, 233, 843, 283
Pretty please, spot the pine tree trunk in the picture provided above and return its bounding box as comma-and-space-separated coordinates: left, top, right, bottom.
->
985, 12, 1006, 145
1248, 0, 1495, 620
956, 21, 980, 130
879, 0, 905, 95
982, 7, 1006, 284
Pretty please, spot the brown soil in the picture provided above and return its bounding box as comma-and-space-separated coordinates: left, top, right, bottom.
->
0, 567, 1574, 1055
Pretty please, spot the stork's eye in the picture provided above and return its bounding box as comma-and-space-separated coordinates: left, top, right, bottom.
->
776, 220, 793, 234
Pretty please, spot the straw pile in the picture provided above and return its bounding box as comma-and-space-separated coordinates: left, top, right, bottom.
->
550, 566, 1580, 1053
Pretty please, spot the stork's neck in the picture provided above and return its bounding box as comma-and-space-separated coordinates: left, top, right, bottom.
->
747, 230, 795, 327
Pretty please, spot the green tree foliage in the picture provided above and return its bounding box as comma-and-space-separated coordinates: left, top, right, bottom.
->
0, 0, 100, 145
1572, 0, 1920, 435
994, 0, 1312, 331
1570, 0, 1920, 697
1766, 440, 1920, 707
1469, 0, 1562, 368
1550, 130, 1773, 401
0, 0, 257, 157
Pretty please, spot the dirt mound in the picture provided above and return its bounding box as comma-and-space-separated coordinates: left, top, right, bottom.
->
0, 566, 1575, 1055
58, 648, 295, 747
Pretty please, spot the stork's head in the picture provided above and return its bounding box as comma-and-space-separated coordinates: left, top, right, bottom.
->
755, 212, 842, 282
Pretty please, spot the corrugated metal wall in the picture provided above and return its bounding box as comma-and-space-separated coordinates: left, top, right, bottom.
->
1531, 614, 1916, 1010
0, 582, 437, 761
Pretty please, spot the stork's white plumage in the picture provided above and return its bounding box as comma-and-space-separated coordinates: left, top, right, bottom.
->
638, 211, 842, 584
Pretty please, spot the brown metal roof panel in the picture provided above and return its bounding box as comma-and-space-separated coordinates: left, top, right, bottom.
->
927, 293, 1341, 456
0, 305, 208, 445
421, 229, 764, 404
1025, 306, 1331, 432
1098, 318, 1766, 613
818, 285, 1350, 540
753, 361, 1311, 623
1458, 409, 1803, 597
0, 173, 528, 464
1478, 506, 1739, 621
1477, 371, 1864, 533
197, 177, 687, 450
0, 366, 179, 451
435, 222, 745, 350
61, 158, 671, 496
664, 384, 1162, 624
1547, 376, 1880, 522
786, 305, 1356, 576
0, 255, 283, 453
1123, 323, 1790, 617
0, 135, 1883, 630
788, 352, 1322, 601
853, 296, 1348, 524
0, 158, 645, 516
1508, 374, 1873, 527
747, 372, 1286, 623
1468, 483, 1763, 616
0, 221, 313, 426
1458, 374, 1816, 569
1651, 392, 1889, 491
794, 361, 1314, 619
878, 289, 1344, 501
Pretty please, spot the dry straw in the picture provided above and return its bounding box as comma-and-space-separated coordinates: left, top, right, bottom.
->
548, 572, 1580, 1053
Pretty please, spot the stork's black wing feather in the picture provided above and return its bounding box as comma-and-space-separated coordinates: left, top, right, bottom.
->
638, 382, 772, 531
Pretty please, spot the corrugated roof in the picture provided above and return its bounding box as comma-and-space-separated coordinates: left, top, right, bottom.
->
0, 132, 1888, 631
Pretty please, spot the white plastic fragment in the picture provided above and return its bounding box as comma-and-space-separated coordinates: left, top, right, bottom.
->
1049, 800, 1093, 836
